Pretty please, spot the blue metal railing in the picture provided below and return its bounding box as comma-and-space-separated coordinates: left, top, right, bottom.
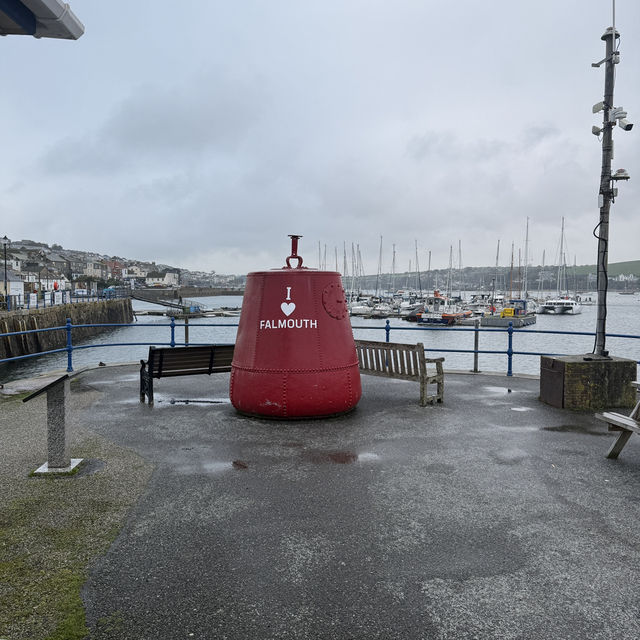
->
1, 317, 639, 377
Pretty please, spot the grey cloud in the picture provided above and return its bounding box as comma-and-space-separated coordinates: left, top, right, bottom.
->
37, 68, 263, 177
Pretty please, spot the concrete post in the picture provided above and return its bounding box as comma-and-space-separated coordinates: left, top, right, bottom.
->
46, 378, 70, 468
25, 374, 83, 475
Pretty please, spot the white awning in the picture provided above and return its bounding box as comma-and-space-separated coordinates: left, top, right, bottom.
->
0, 0, 84, 40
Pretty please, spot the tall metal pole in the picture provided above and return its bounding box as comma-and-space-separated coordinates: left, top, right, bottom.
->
3, 241, 7, 308
594, 26, 617, 357
1, 235, 9, 309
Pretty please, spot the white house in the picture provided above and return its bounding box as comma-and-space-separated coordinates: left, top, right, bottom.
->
145, 276, 166, 288
163, 272, 179, 287
1, 268, 24, 297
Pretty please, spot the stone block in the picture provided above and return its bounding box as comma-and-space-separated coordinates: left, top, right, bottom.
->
540, 354, 637, 410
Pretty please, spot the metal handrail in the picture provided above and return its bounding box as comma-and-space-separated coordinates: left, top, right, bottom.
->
1, 317, 639, 377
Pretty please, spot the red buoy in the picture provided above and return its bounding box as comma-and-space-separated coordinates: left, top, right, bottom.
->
230, 235, 361, 418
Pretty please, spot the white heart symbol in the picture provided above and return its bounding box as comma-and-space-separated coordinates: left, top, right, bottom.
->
281, 302, 296, 316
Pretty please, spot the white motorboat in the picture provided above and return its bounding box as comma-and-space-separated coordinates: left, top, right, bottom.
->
537, 297, 582, 315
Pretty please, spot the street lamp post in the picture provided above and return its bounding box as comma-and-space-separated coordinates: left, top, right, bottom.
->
1, 235, 9, 310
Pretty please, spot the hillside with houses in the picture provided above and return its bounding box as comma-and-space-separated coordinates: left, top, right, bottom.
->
0, 238, 244, 301
1, 237, 638, 308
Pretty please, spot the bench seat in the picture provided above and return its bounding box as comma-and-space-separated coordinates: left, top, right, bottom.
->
140, 344, 234, 405
595, 382, 640, 458
355, 339, 444, 406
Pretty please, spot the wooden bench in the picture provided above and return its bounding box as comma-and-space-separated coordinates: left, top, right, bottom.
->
354, 339, 444, 406
595, 381, 640, 459
140, 344, 235, 406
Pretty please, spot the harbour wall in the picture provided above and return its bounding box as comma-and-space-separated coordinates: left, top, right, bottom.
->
0, 299, 133, 361
135, 287, 244, 302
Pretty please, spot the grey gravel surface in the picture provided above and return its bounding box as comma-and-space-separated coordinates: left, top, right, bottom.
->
4, 365, 640, 639
0, 370, 153, 640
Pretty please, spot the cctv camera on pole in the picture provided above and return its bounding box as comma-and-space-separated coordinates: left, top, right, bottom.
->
592, 19, 632, 358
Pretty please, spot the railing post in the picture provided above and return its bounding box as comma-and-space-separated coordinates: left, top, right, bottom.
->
385, 319, 391, 343
66, 318, 73, 372
170, 317, 176, 347
507, 321, 514, 377
473, 318, 480, 373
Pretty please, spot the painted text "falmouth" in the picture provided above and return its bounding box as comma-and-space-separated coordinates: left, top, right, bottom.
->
259, 319, 318, 330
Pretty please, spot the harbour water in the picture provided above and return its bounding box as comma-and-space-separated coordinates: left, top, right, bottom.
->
1, 294, 639, 382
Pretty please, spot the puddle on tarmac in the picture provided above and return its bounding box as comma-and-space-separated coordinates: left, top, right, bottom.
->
357, 452, 381, 462
174, 460, 248, 474
87, 375, 139, 384
201, 461, 234, 473
511, 407, 534, 412
167, 398, 230, 405
114, 396, 230, 406
543, 424, 608, 436
302, 450, 380, 464
483, 386, 517, 395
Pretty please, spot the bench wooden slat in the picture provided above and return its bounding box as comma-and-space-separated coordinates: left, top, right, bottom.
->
389, 349, 397, 375
400, 349, 408, 376
595, 412, 640, 433
411, 350, 419, 377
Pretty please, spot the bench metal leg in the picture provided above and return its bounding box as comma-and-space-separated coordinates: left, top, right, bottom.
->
607, 429, 633, 459
140, 372, 146, 403
139, 367, 153, 405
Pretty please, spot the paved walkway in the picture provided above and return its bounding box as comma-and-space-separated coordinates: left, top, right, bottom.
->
7, 366, 640, 639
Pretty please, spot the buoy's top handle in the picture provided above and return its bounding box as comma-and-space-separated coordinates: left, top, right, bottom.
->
285, 234, 304, 269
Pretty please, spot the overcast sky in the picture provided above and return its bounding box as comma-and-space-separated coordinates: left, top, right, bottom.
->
1, 1, 638, 275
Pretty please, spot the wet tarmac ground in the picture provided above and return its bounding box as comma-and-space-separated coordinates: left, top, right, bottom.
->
26, 366, 640, 638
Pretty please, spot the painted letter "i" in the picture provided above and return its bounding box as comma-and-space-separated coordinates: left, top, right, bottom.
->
286, 287, 292, 301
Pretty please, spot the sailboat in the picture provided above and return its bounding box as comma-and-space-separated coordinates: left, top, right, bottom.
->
537, 218, 582, 315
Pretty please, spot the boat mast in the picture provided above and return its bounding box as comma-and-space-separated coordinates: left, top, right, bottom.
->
539, 249, 546, 300
523, 217, 529, 298
350, 243, 357, 300
518, 248, 522, 298
415, 240, 422, 296
343, 242, 348, 279
390, 243, 396, 295
458, 239, 463, 299
446, 246, 453, 299
375, 235, 383, 297
509, 242, 514, 299
357, 245, 364, 291
493, 240, 500, 301
556, 218, 563, 296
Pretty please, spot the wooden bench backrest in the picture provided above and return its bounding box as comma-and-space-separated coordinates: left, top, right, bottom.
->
148, 345, 234, 379
354, 339, 425, 382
